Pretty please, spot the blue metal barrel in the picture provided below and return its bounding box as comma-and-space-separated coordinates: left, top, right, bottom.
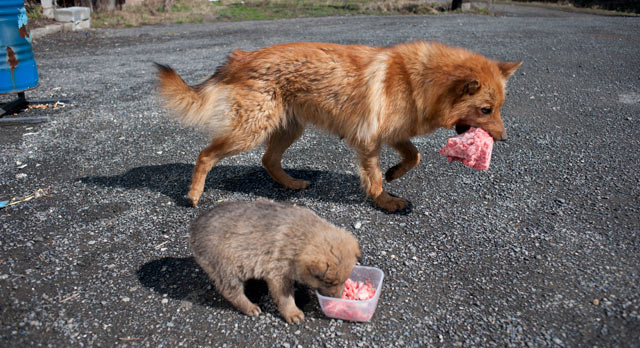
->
0, 0, 38, 94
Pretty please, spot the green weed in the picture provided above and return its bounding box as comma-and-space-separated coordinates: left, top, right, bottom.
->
91, 0, 449, 28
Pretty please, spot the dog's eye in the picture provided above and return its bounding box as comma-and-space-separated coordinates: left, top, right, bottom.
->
481, 107, 492, 115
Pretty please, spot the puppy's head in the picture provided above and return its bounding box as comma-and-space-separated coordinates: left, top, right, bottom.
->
445, 59, 522, 141
296, 229, 361, 298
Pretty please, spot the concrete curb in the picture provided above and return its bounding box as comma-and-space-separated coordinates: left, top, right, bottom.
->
31, 19, 91, 40
31, 6, 91, 40
31, 23, 64, 40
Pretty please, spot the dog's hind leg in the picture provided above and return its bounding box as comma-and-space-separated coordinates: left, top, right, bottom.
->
189, 130, 268, 206
356, 143, 409, 212
218, 278, 262, 317
385, 140, 421, 182
262, 122, 310, 190
189, 136, 237, 207
189, 96, 286, 206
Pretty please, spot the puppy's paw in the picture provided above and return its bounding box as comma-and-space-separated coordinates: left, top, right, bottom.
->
282, 307, 305, 324
242, 303, 262, 317
375, 193, 409, 212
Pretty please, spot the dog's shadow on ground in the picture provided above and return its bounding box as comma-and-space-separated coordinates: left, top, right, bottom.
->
137, 257, 316, 316
80, 163, 364, 206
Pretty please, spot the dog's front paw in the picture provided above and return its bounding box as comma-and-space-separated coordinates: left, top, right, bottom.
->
242, 303, 262, 317
375, 193, 409, 212
281, 307, 305, 324
384, 164, 402, 182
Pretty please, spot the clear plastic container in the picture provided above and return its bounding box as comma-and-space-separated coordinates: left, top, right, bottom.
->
316, 265, 384, 322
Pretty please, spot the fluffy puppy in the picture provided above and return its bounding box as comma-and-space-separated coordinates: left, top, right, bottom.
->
156, 41, 521, 212
190, 200, 361, 323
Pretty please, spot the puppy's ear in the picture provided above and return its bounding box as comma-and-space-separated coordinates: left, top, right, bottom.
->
355, 245, 362, 262
498, 61, 523, 79
306, 260, 329, 281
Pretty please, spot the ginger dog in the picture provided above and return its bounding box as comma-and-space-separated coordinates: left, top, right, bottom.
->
190, 200, 361, 323
156, 41, 521, 212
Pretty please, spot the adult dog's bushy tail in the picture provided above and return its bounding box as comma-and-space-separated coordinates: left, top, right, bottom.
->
154, 63, 229, 132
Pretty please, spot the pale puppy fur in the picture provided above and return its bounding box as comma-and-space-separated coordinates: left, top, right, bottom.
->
190, 200, 361, 324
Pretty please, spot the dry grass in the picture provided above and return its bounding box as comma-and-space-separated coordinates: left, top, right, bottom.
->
502, 0, 639, 16
91, 0, 450, 28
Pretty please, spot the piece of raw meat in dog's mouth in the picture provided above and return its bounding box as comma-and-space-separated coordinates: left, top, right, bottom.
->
440, 127, 494, 171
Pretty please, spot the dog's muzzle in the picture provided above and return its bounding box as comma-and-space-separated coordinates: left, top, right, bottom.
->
455, 124, 471, 134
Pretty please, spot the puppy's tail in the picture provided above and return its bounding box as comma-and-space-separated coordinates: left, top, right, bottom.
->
154, 63, 229, 133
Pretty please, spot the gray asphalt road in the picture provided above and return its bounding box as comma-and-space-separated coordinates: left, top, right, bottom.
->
1, 4, 639, 347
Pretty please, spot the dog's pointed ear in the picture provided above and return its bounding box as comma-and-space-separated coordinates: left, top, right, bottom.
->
463, 80, 481, 95
498, 61, 523, 79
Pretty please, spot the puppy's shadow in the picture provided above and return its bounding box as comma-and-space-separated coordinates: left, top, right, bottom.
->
80, 164, 363, 207
137, 257, 315, 316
